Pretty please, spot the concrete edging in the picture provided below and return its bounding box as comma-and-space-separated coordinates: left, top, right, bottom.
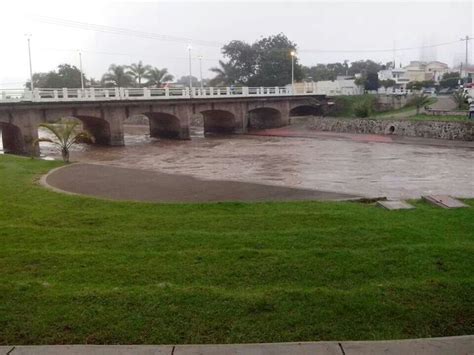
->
1, 335, 473, 354
38, 162, 84, 198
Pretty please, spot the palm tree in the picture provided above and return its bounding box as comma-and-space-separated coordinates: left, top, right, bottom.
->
452, 90, 468, 110
144, 67, 174, 87
410, 94, 431, 114
209, 60, 236, 86
34, 120, 93, 162
101, 64, 133, 87
127, 61, 152, 87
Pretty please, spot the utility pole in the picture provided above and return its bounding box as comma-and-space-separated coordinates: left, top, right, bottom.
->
198, 55, 203, 89
460, 35, 470, 77
25, 33, 34, 91
187, 45, 193, 93
78, 51, 85, 90
392, 40, 396, 69
290, 50, 296, 93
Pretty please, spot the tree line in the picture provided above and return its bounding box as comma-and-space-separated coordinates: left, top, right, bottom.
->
26, 33, 465, 90
27, 62, 175, 89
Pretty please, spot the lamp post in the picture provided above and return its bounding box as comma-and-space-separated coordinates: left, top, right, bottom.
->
290, 50, 296, 93
78, 51, 85, 90
187, 45, 193, 93
25, 33, 34, 91
198, 55, 203, 89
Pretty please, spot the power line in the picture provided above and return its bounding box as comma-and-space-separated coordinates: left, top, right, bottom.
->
38, 47, 222, 61
33, 16, 224, 48
299, 39, 466, 54
33, 15, 471, 54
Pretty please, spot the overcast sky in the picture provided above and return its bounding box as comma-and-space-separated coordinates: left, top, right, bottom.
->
1, 0, 472, 88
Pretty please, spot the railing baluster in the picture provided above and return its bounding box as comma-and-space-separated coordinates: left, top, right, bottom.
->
1, 85, 303, 103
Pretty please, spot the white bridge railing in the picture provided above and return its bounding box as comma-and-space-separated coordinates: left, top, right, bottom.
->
0, 86, 307, 103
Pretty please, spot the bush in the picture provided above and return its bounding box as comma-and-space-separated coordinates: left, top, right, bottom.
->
331, 95, 376, 117
353, 99, 374, 117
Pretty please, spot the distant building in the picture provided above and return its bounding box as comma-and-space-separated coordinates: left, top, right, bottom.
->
425, 61, 449, 81
378, 60, 450, 89
291, 79, 363, 96
452, 64, 474, 82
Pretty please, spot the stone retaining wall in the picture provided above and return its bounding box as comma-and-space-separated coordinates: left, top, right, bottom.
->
305, 117, 474, 141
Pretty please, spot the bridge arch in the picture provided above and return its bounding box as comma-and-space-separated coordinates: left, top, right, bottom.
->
143, 112, 181, 139
74, 116, 112, 145
200, 109, 236, 135
0, 122, 24, 154
248, 107, 283, 129
290, 104, 322, 117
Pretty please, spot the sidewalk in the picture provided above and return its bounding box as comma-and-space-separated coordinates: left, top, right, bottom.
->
2, 335, 473, 354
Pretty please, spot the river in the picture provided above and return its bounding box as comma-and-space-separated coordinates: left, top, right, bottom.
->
1, 124, 473, 198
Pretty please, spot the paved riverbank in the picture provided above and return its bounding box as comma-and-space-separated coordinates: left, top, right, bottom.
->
2, 335, 473, 354
44, 163, 357, 202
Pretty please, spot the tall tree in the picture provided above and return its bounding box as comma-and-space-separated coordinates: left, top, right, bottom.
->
365, 72, 380, 91
213, 33, 303, 87
348, 60, 383, 76
251, 34, 303, 86
26, 64, 85, 89
144, 67, 174, 87
127, 61, 152, 87
440, 72, 460, 89
101, 65, 133, 87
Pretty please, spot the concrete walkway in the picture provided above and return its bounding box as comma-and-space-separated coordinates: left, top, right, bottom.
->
43, 163, 358, 203
1, 336, 473, 354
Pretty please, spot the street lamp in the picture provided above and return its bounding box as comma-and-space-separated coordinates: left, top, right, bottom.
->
78, 50, 85, 90
25, 33, 34, 91
290, 50, 296, 93
198, 55, 204, 89
187, 45, 193, 92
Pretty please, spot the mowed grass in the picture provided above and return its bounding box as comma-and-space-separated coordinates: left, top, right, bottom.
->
0, 155, 473, 345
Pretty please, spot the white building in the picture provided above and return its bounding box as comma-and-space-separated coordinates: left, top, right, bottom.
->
378, 61, 450, 89
291, 79, 363, 96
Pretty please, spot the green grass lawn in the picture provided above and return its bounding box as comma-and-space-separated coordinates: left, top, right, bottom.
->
408, 114, 471, 122
0, 155, 473, 345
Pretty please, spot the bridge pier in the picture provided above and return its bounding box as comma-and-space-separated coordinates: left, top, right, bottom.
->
0, 111, 39, 156
101, 107, 126, 146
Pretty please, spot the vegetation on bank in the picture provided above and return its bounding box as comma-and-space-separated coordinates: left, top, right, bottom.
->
329, 95, 454, 120
0, 155, 473, 344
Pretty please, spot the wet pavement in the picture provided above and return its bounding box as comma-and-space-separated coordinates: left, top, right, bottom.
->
2, 124, 474, 199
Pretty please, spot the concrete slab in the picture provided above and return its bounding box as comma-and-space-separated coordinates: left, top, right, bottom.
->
377, 200, 415, 210
0, 347, 14, 355
4, 336, 474, 354
422, 195, 469, 209
341, 335, 474, 355
173, 342, 341, 355
10, 345, 173, 355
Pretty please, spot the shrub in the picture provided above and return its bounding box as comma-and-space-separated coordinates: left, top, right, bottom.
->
353, 99, 374, 117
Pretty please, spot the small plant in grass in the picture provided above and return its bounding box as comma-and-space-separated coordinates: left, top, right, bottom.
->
452, 90, 468, 110
33, 119, 93, 162
408, 94, 431, 114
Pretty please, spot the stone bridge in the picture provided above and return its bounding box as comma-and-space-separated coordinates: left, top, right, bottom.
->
0, 95, 326, 156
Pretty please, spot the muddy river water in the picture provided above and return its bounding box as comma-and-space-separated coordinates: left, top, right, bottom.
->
2, 125, 473, 199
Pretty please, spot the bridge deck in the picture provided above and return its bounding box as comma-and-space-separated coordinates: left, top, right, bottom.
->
0, 86, 325, 104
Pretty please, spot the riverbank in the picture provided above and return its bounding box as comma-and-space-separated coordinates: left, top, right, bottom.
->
1, 155, 473, 344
